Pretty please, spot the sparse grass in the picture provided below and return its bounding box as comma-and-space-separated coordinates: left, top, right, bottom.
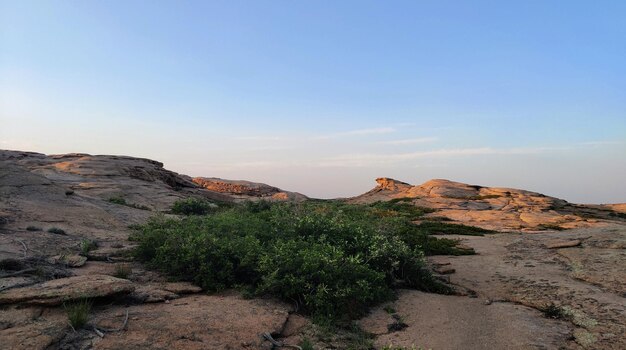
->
79, 239, 98, 256
65, 299, 92, 330
48, 227, 66, 235
26, 225, 42, 231
382, 345, 429, 350
383, 305, 396, 314
113, 264, 132, 279
416, 221, 494, 236
108, 196, 150, 210
300, 338, 314, 350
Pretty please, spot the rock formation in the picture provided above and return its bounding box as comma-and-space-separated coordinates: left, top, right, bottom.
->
350, 177, 618, 231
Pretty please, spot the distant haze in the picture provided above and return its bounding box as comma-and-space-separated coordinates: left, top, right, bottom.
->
1, 1, 625, 203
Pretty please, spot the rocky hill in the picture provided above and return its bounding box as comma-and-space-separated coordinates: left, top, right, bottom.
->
349, 177, 620, 231
1, 150, 625, 350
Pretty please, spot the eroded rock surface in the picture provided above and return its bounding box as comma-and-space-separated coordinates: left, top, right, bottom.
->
0, 275, 134, 305
349, 178, 623, 231
193, 177, 307, 201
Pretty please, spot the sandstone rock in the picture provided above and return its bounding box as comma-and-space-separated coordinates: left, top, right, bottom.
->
0, 275, 134, 305
92, 294, 291, 350
192, 177, 307, 202
349, 177, 604, 231
546, 239, 581, 249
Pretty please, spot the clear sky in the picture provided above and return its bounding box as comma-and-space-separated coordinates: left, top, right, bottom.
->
1, 1, 625, 203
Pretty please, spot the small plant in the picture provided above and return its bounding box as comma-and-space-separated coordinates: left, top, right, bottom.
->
383, 305, 396, 314
65, 189, 74, 196
26, 226, 42, 231
80, 239, 98, 256
540, 303, 566, 319
108, 196, 127, 205
109, 196, 150, 210
387, 314, 408, 332
113, 264, 132, 279
65, 299, 92, 330
171, 197, 215, 215
300, 338, 314, 350
48, 227, 66, 235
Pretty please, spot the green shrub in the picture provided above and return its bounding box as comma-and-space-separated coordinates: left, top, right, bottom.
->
132, 201, 450, 322
108, 196, 127, 205
80, 239, 98, 256
171, 197, 216, 215
65, 299, 92, 329
48, 227, 66, 235
26, 226, 42, 231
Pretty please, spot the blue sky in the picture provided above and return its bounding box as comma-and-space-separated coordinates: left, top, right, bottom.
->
1, 1, 625, 202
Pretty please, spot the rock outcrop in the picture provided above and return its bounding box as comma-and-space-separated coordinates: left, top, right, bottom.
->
192, 177, 307, 201
350, 178, 617, 231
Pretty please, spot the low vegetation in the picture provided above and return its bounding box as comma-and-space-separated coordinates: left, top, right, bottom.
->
540, 303, 566, 320
26, 225, 42, 231
65, 299, 92, 329
47, 227, 66, 235
170, 197, 218, 215
108, 196, 150, 210
415, 221, 494, 236
132, 200, 472, 323
80, 239, 98, 256
113, 264, 132, 279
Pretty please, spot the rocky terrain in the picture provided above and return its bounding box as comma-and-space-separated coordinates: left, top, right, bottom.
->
1, 150, 625, 349
192, 177, 307, 202
349, 177, 617, 231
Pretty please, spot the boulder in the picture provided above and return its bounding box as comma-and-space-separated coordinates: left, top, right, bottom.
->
0, 275, 134, 305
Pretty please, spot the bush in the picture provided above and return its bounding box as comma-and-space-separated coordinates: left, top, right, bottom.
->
132, 201, 450, 322
171, 198, 216, 215
80, 239, 98, 256
26, 226, 42, 231
65, 299, 92, 329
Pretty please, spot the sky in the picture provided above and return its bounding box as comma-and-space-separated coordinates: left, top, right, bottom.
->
1, 1, 625, 203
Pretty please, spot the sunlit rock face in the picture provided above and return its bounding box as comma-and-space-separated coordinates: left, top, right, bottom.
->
349, 177, 618, 232
192, 177, 307, 202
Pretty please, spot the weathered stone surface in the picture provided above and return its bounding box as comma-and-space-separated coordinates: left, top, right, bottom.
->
280, 314, 309, 338
47, 254, 87, 267
546, 239, 582, 249
161, 281, 202, 294
349, 178, 613, 231
92, 294, 290, 350
192, 177, 307, 202
0, 275, 135, 305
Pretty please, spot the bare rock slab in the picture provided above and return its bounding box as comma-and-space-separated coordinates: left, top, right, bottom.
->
0, 274, 134, 305
93, 294, 291, 350
546, 239, 581, 249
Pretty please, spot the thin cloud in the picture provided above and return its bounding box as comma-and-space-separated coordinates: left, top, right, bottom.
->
378, 137, 438, 145
316, 146, 573, 167
579, 140, 623, 146
313, 127, 396, 140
